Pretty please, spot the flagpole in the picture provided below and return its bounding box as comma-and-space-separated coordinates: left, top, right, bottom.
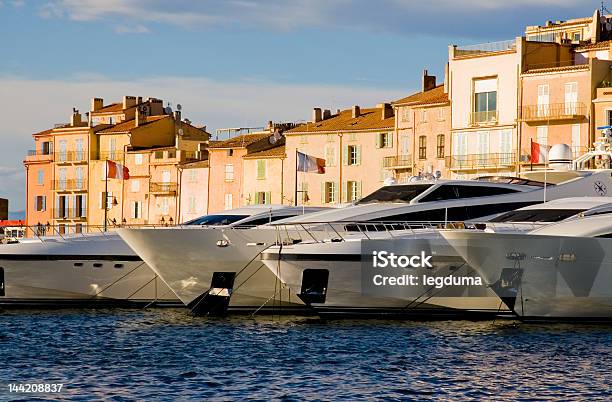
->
104, 159, 108, 232
294, 149, 298, 206
530, 138, 533, 171
544, 153, 547, 203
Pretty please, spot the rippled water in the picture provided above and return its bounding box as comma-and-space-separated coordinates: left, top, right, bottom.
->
0, 309, 610, 400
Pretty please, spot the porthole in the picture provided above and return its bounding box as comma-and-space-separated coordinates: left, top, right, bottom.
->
73, 262, 84, 267
114, 264, 124, 269
93, 263, 103, 268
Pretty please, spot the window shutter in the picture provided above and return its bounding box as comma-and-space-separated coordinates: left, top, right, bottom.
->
56, 195, 60, 215
265, 191, 271, 205
387, 133, 393, 148
72, 195, 77, 218
357, 181, 362, 199
342, 181, 347, 203
334, 182, 340, 203
321, 182, 326, 204
343, 145, 349, 166
356, 145, 362, 165
34, 196, 38, 212
82, 195, 87, 217
376, 134, 381, 148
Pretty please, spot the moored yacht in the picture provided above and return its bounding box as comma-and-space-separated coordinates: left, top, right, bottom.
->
0, 205, 302, 308
441, 207, 612, 321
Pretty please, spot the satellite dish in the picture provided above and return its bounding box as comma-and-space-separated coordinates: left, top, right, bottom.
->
178, 128, 184, 136
164, 106, 173, 114
176, 104, 182, 111
269, 135, 277, 145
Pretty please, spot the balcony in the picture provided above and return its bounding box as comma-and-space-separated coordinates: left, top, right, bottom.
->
520, 102, 586, 123
54, 208, 87, 220
54, 179, 87, 192
383, 155, 412, 169
446, 153, 516, 170
469, 110, 498, 126
25, 149, 54, 162
54, 151, 87, 164
150, 182, 177, 194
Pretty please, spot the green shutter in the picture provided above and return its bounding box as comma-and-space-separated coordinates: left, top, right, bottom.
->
342, 181, 347, 203
387, 133, 393, 148
257, 160, 266, 179
265, 191, 271, 205
376, 134, 381, 148
356, 145, 362, 165
343, 145, 349, 165
320, 182, 326, 204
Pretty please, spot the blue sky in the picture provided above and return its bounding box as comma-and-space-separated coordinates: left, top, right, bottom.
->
0, 0, 601, 210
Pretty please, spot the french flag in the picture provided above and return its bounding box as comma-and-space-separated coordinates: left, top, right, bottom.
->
297, 151, 325, 174
106, 160, 130, 180
530, 140, 548, 164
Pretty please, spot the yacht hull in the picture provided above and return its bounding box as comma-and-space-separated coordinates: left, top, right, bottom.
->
0, 236, 179, 307
261, 235, 509, 318
118, 228, 307, 314
441, 231, 612, 320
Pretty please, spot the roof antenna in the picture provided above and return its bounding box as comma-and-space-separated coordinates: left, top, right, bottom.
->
603, 1, 611, 15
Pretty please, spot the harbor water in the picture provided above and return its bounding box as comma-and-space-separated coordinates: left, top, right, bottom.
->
0, 309, 610, 400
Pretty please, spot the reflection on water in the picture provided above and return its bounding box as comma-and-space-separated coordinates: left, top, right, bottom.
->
0, 309, 610, 400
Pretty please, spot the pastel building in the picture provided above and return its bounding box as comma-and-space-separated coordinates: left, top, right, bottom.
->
242, 145, 287, 206
392, 71, 451, 180
284, 104, 395, 205
179, 160, 210, 222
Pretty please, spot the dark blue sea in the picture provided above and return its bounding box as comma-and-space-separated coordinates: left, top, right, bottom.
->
0, 309, 610, 400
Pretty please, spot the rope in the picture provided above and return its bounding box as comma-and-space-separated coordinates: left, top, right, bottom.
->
90, 261, 148, 299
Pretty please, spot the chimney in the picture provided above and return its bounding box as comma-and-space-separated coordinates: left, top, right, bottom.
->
122, 95, 137, 109
352, 105, 360, 118
91, 98, 103, 112
380, 103, 393, 120
70, 108, 81, 126
148, 98, 163, 115
323, 109, 331, 120
135, 109, 143, 127
312, 108, 322, 123
422, 69, 436, 92
268, 120, 273, 131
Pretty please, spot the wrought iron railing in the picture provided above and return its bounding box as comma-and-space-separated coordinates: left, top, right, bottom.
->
520, 102, 586, 121
383, 154, 412, 168
446, 153, 516, 170
150, 182, 178, 193
54, 151, 87, 163
53, 208, 87, 219
53, 179, 87, 191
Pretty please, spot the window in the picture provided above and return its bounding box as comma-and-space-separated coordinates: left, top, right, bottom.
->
131, 201, 142, 219
224, 193, 233, 210
131, 179, 140, 192
109, 138, 117, 160
400, 135, 410, 155
188, 196, 196, 213
326, 134, 335, 142
436, 108, 444, 121
100, 191, 113, 210
571, 124, 581, 156
188, 169, 197, 183
565, 82, 578, 114
322, 182, 337, 203
256, 160, 267, 180
135, 153, 143, 165
37, 170, 44, 185
109, 117, 115, 125
346, 181, 361, 202
420, 109, 427, 122
155, 150, 163, 159
537, 84, 549, 117
419, 184, 519, 203
473, 78, 497, 123
325, 145, 336, 167
402, 107, 411, 123
34, 195, 46, 212
58, 168, 67, 190
345, 145, 361, 166
75, 139, 84, 161
418, 136, 427, 160
255, 191, 271, 204
377, 132, 392, 148
500, 129, 513, 164
477, 131, 489, 157
536, 126, 548, 147
225, 164, 234, 181
74, 194, 86, 218
161, 170, 171, 183
226, 149, 234, 157
41, 141, 52, 155
159, 197, 169, 215
56, 195, 68, 218
357, 184, 433, 204
75, 167, 84, 189
573, 32, 581, 42
58, 140, 67, 162
436, 135, 445, 158
167, 150, 175, 159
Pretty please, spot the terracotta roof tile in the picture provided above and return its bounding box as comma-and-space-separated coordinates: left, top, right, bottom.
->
524, 64, 590, 74
97, 115, 169, 134
32, 127, 55, 136
393, 85, 449, 106
209, 133, 271, 148
91, 103, 123, 114
287, 107, 394, 134
243, 145, 286, 159
575, 40, 612, 51
180, 160, 209, 169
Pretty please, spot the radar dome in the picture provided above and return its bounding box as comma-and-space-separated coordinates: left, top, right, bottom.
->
383, 177, 397, 186
549, 143, 572, 163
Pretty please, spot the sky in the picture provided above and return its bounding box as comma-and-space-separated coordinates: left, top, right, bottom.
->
0, 0, 603, 211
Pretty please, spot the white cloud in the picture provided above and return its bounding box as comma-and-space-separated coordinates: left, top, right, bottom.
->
114, 24, 150, 34
0, 74, 407, 210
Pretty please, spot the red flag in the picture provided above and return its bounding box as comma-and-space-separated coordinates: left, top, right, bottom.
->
106, 160, 129, 179
530, 141, 548, 164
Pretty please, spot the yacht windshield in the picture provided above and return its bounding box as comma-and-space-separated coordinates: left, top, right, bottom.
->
184, 214, 250, 226
490, 209, 585, 223
419, 185, 520, 202
357, 184, 433, 204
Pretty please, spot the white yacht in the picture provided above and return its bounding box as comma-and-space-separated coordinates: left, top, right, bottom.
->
441, 207, 612, 320
117, 205, 327, 315
260, 197, 612, 318
0, 206, 307, 308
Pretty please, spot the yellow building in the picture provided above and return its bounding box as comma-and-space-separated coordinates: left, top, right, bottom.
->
242, 145, 287, 206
